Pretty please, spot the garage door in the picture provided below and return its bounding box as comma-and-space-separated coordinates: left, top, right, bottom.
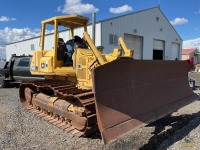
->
124, 34, 143, 59
153, 40, 164, 50
171, 42, 180, 60
153, 39, 165, 60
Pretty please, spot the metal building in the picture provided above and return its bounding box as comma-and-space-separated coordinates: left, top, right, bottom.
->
6, 7, 182, 61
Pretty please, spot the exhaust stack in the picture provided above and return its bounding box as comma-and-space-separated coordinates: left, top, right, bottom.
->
92, 13, 96, 44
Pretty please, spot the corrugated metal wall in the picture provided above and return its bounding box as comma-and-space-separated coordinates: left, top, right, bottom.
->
6, 23, 101, 60
101, 7, 182, 60
6, 38, 40, 61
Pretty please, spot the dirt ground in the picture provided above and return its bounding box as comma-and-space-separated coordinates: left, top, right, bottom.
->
0, 86, 199, 150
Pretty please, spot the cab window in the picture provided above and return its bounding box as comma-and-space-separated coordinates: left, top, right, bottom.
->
18, 58, 30, 67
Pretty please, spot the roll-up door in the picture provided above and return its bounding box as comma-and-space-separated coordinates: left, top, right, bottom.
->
124, 34, 143, 59
171, 42, 180, 60
153, 39, 165, 60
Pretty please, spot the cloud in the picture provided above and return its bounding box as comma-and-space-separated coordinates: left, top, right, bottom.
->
57, 0, 99, 15
0, 27, 40, 45
170, 18, 188, 25
183, 38, 200, 49
0, 27, 41, 58
0, 46, 6, 59
0, 27, 54, 59
0, 46, 4, 51
109, 5, 133, 14
0, 16, 16, 22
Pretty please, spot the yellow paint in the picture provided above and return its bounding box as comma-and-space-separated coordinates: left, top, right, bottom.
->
40, 56, 53, 72
30, 15, 134, 90
119, 37, 134, 57
49, 97, 59, 106
68, 104, 75, 112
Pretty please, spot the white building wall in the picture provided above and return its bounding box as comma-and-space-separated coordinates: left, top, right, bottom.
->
6, 23, 101, 61
6, 38, 40, 61
101, 7, 182, 60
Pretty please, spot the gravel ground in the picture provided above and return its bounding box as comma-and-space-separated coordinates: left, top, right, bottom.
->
0, 87, 199, 150
189, 72, 200, 86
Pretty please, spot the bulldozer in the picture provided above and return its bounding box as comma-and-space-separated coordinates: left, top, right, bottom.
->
19, 15, 197, 144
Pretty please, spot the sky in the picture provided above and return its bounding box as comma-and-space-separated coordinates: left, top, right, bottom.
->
0, 0, 200, 58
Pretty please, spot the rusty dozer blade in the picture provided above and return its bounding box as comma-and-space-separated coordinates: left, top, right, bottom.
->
92, 59, 198, 144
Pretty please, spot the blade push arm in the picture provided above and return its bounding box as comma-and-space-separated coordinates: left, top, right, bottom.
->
119, 37, 133, 57
83, 32, 106, 65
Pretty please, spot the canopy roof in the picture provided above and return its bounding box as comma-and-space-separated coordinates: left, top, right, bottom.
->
42, 15, 89, 29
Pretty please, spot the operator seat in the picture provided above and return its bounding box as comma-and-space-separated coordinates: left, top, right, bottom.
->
64, 36, 88, 66
57, 38, 67, 61
73, 36, 88, 48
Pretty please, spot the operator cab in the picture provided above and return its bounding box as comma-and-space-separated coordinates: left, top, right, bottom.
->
30, 15, 90, 75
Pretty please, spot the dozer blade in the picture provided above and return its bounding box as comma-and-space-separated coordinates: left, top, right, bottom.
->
92, 59, 198, 144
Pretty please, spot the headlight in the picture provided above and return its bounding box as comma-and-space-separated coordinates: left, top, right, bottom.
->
41, 63, 45, 69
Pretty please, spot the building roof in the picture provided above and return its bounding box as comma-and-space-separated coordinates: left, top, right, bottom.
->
182, 48, 197, 55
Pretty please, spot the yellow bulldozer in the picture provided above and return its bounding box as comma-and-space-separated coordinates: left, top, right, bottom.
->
19, 15, 197, 144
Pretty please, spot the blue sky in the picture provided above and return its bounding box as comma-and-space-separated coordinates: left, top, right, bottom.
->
0, 0, 200, 58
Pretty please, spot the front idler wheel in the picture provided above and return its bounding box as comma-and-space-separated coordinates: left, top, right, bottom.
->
24, 87, 35, 105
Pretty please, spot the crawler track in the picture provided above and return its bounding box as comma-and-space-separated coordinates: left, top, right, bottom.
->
19, 80, 98, 137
